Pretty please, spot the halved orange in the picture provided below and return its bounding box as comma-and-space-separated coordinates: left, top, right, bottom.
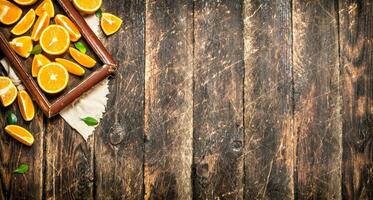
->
9, 36, 33, 58
32, 54, 51, 77
31, 11, 50, 41
72, 0, 102, 14
17, 90, 35, 121
69, 47, 96, 68
55, 14, 81, 42
4, 125, 34, 146
0, 76, 17, 107
56, 58, 85, 76
101, 13, 123, 36
11, 9, 36, 36
0, 0, 23, 25
35, 0, 54, 17
40, 25, 70, 55
37, 62, 69, 94
14, 0, 37, 6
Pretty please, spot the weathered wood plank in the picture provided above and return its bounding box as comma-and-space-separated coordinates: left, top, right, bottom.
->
193, 0, 244, 199
339, 0, 373, 199
292, 0, 342, 199
0, 103, 44, 200
44, 119, 93, 200
94, 0, 145, 199
144, 0, 194, 199
243, 0, 294, 199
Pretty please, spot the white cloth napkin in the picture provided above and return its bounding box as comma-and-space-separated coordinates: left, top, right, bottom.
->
0, 15, 109, 141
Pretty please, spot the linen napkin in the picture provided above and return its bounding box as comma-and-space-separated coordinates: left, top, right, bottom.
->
0, 15, 109, 141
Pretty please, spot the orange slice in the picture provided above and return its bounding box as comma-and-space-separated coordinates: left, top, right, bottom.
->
17, 90, 35, 121
69, 47, 96, 68
37, 62, 69, 94
32, 54, 51, 77
56, 58, 85, 76
31, 11, 50, 41
0, 76, 17, 107
14, 0, 37, 6
9, 36, 33, 58
4, 125, 34, 146
55, 14, 81, 42
73, 0, 102, 14
40, 25, 70, 55
72, 0, 102, 14
35, 0, 54, 17
11, 9, 36, 36
0, 0, 22, 25
101, 13, 123, 36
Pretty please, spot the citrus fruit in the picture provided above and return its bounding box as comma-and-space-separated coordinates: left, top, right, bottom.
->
31, 11, 50, 41
69, 47, 96, 68
72, 0, 102, 14
0, 76, 17, 107
55, 58, 85, 76
35, 0, 54, 17
9, 36, 33, 58
32, 54, 51, 77
11, 9, 36, 36
0, 0, 22, 25
101, 13, 123, 36
17, 90, 35, 121
14, 0, 37, 6
4, 125, 34, 146
40, 25, 70, 55
37, 62, 69, 94
55, 14, 81, 42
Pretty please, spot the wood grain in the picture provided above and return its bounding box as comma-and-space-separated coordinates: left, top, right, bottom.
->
44, 119, 94, 199
292, 0, 342, 199
193, 0, 244, 199
94, 0, 145, 199
144, 0, 194, 199
243, 0, 294, 199
339, 0, 373, 199
0, 104, 44, 199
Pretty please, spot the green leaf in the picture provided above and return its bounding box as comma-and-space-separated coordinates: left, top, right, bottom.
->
7, 111, 17, 125
30, 44, 42, 55
13, 164, 29, 174
81, 117, 98, 126
74, 42, 87, 54
95, 9, 102, 19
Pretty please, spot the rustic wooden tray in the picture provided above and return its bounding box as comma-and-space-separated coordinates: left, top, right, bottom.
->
0, 0, 116, 117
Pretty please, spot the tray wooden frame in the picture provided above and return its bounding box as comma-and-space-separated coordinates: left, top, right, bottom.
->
0, 0, 117, 117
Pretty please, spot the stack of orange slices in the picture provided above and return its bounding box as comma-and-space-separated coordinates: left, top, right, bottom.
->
0, 0, 123, 146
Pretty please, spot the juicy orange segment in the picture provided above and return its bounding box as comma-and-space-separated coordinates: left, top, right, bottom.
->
0, 0, 23, 25
17, 90, 35, 121
0, 76, 17, 107
31, 11, 50, 41
35, 0, 54, 17
55, 14, 81, 42
32, 54, 51, 77
101, 13, 123, 36
72, 0, 102, 14
14, 0, 37, 6
40, 25, 70, 55
56, 58, 85, 76
37, 62, 69, 94
4, 125, 34, 146
11, 9, 36, 36
9, 36, 33, 58
69, 47, 96, 68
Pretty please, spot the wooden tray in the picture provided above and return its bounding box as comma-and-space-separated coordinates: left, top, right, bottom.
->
0, 0, 117, 117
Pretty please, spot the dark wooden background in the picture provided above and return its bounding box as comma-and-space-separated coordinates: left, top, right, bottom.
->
0, 0, 372, 199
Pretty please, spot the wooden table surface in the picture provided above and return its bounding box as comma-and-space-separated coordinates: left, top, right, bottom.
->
1, 0, 372, 199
